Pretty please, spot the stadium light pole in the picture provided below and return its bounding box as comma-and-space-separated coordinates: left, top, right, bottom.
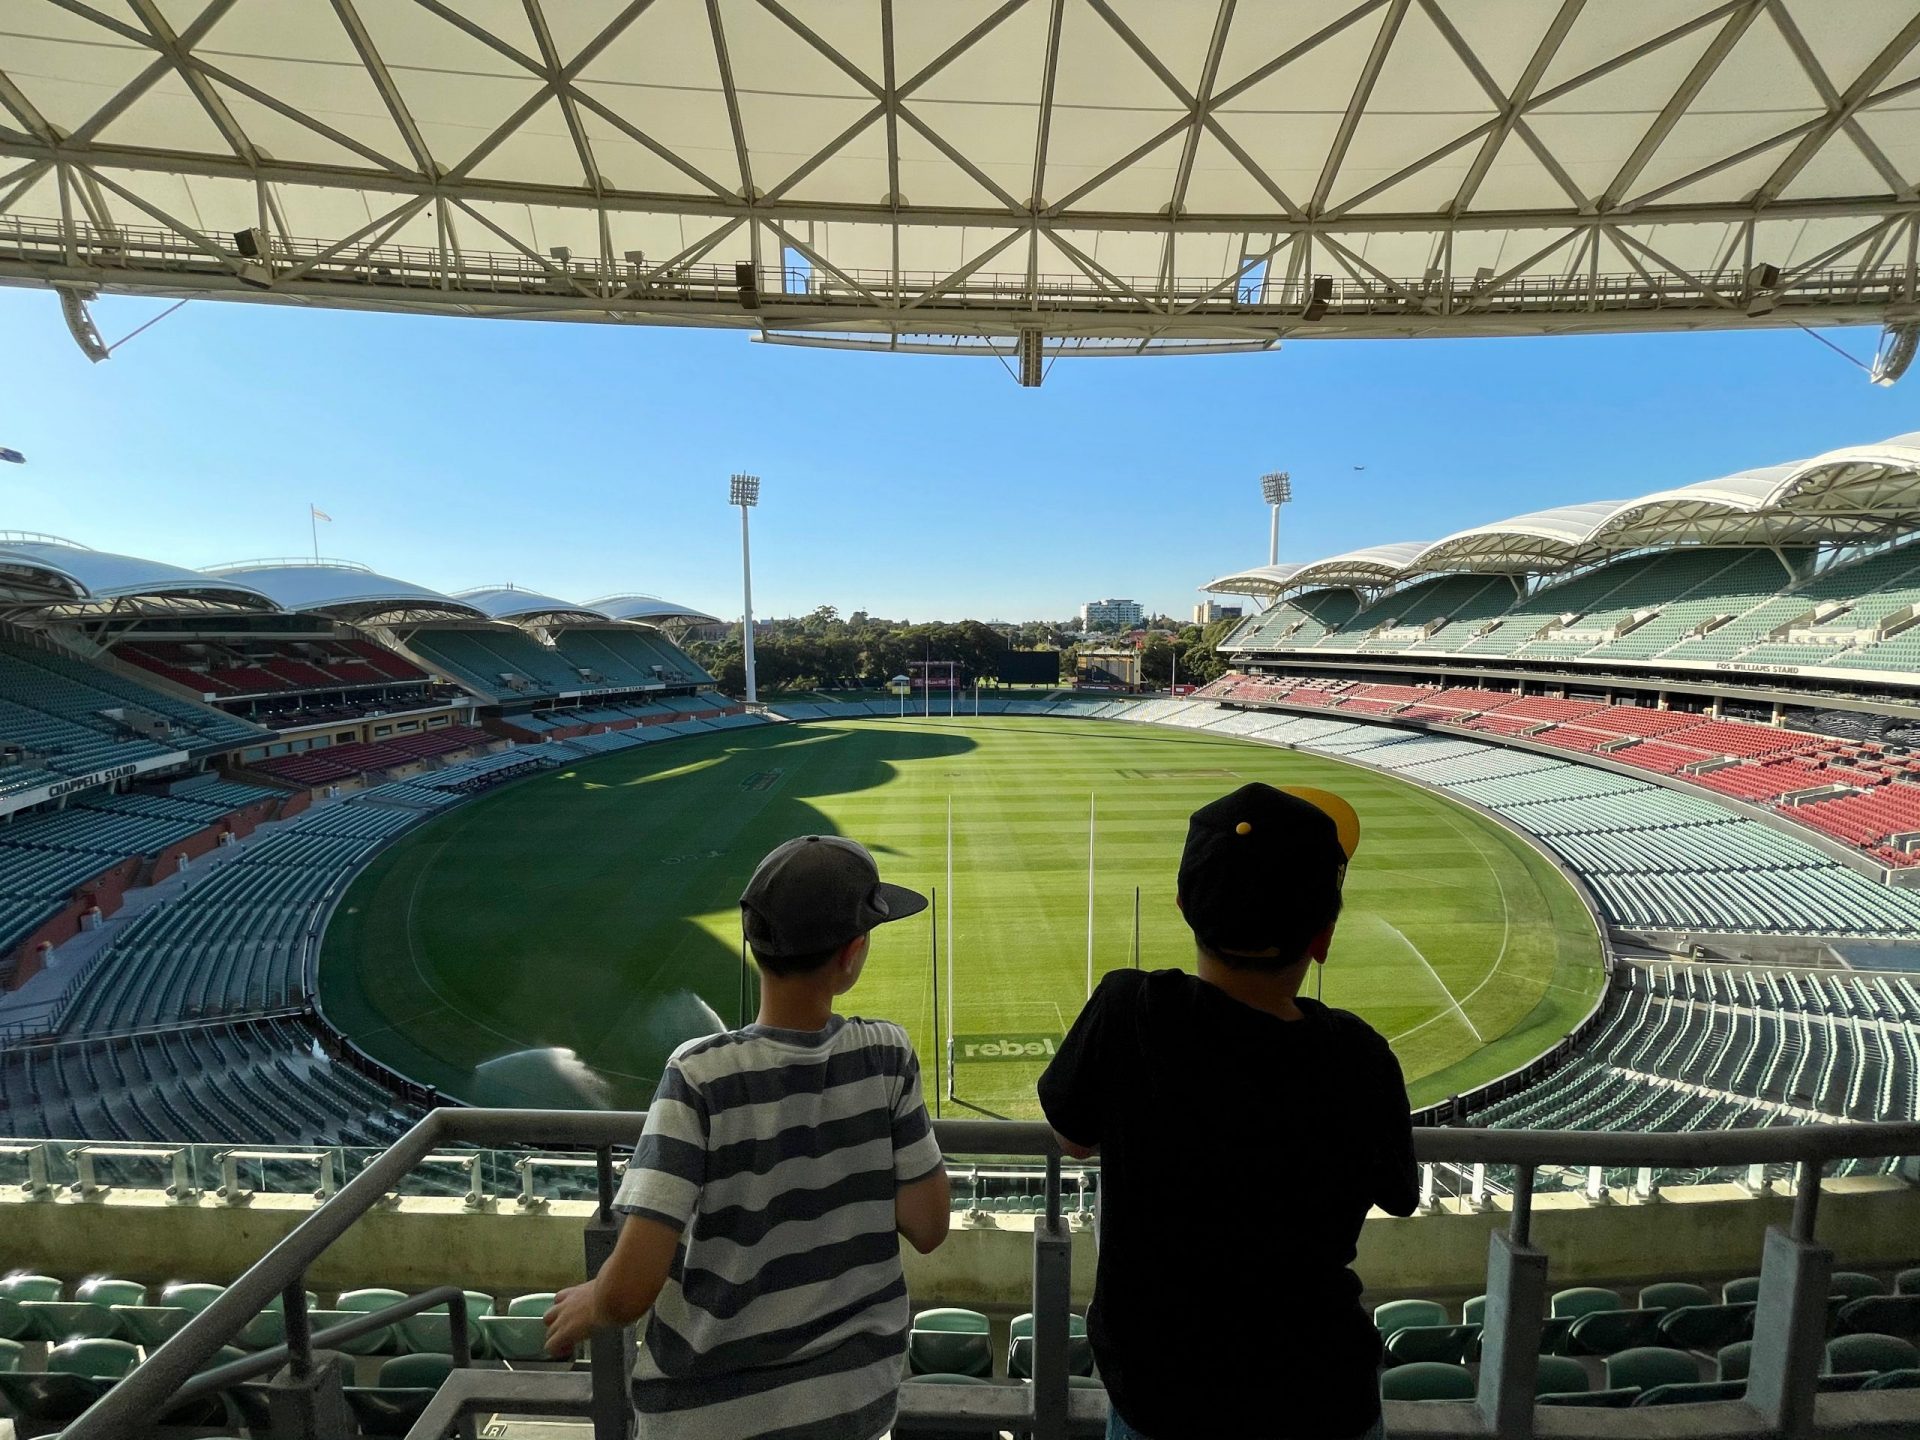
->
1261, 471, 1292, 567
730, 473, 761, 704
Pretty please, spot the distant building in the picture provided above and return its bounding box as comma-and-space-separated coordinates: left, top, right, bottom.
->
1079, 597, 1143, 629
1194, 601, 1243, 624
1077, 647, 1141, 689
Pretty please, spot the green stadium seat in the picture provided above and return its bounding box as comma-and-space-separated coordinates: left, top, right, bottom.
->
902, 1372, 994, 1440
1462, 1295, 1486, 1325
1722, 1277, 1762, 1305
1604, 1348, 1696, 1391
0, 1276, 62, 1304
1634, 1379, 1747, 1406
0, 1370, 110, 1433
913, 1308, 990, 1333
1825, 1333, 1920, 1376
1568, 1308, 1668, 1356
237, 1290, 320, 1350
1553, 1287, 1623, 1320
478, 1316, 554, 1364
904, 1374, 993, 1384
0, 1337, 22, 1371
73, 1279, 144, 1309
396, 1290, 495, 1358
48, 1338, 140, 1378
343, 1355, 452, 1438
0, 1296, 26, 1341
18, 1300, 123, 1343
1718, 1341, 1752, 1381
1658, 1303, 1754, 1353
1865, 1369, 1920, 1390
108, 1306, 189, 1348
1538, 1388, 1641, 1408
909, 1328, 993, 1379
1374, 1299, 1447, 1335
505, 1292, 556, 1318
1379, 1362, 1474, 1400
1896, 1269, 1920, 1296
333, 1287, 409, 1355
1384, 1325, 1479, 1366
1837, 1295, 1920, 1340
1006, 1312, 1092, 1379
1639, 1282, 1713, 1311
1830, 1273, 1887, 1302
160, 1281, 227, 1314
1533, 1355, 1590, 1396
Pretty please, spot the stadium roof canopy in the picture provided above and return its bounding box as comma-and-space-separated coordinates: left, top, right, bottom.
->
0, 533, 276, 614
587, 594, 725, 627
200, 559, 487, 622
454, 586, 613, 626
1200, 563, 1306, 599
1409, 500, 1641, 575
6, 2, 1920, 378
1287, 542, 1430, 590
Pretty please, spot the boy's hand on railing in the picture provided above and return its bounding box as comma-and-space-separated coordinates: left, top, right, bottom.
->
542, 1284, 600, 1358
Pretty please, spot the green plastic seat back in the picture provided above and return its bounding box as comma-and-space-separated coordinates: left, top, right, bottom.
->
111, 1305, 189, 1348
345, 1385, 437, 1438
1864, 1369, 1920, 1390
397, 1293, 494, 1358
74, 1278, 147, 1309
908, 1330, 992, 1378
0, 1370, 108, 1427
1384, 1325, 1479, 1366
1569, 1309, 1668, 1357
161, 1283, 227, 1314
1838, 1295, 1920, 1340
0, 1275, 63, 1304
1534, 1355, 1590, 1395
913, 1308, 989, 1334
1462, 1295, 1486, 1326
1634, 1379, 1746, 1406
477, 1315, 552, 1362
380, 1353, 454, 1388
505, 1292, 557, 1318
904, 1373, 991, 1384
1604, 1347, 1697, 1391
1639, 1282, 1713, 1312
20, 1300, 123, 1342
1658, 1303, 1754, 1353
1718, 1341, 1753, 1381
1375, 1299, 1448, 1335
1895, 1269, 1920, 1297
1825, 1333, 1920, 1376
1538, 1387, 1641, 1408
0, 1296, 25, 1341
1830, 1273, 1886, 1302
1553, 1287, 1623, 1320
306, 1308, 392, 1357
0, 1337, 24, 1372
1540, 1317, 1578, 1356
1722, 1277, 1762, 1305
337, 1288, 408, 1314
49, 1337, 141, 1378
1007, 1334, 1095, 1380
1380, 1362, 1474, 1401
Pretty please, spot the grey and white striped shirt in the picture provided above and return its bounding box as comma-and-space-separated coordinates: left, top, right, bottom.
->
614, 1016, 944, 1440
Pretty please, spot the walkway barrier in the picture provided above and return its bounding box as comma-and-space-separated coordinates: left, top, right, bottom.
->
56, 1110, 1920, 1440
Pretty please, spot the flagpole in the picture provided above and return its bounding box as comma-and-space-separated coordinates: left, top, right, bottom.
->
310, 505, 319, 563
1085, 793, 1096, 999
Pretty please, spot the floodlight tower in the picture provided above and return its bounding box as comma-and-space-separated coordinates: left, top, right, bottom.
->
730, 473, 761, 704
1261, 471, 1292, 566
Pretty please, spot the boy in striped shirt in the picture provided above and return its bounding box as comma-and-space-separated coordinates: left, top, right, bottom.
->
544, 834, 952, 1440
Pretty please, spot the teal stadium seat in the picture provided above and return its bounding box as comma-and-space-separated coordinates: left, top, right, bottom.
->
1825, 1333, 1920, 1376
1830, 1273, 1887, 1302
1569, 1308, 1668, 1356
1839, 1295, 1920, 1340
1533, 1355, 1590, 1396
1380, 1362, 1474, 1400
1605, 1347, 1697, 1391
1897, 1269, 1920, 1296
345, 1354, 453, 1437
1722, 1277, 1762, 1305
1553, 1287, 1623, 1319
0, 1276, 62, 1304
1384, 1325, 1479, 1365
1639, 1282, 1713, 1311
1007, 1312, 1093, 1379
1634, 1379, 1747, 1406
333, 1287, 409, 1355
0, 1337, 22, 1371
237, 1290, 320, 1350
1865, 1369, 1920, 1390
397, 1290, 495, 1358
1718, 1342, 1752, 1381
1658, 1303, 1754, 1352
0, 1296, 29, 1342
1374, 1299, 1447, 1335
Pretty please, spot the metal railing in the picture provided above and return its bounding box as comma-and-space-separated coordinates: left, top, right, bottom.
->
49, 1110, 1920, 1440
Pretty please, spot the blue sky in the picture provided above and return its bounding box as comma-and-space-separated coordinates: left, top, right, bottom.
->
0, 286, 1913, 624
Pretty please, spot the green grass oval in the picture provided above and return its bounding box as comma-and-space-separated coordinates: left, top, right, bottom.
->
319, 717, 1606, 1117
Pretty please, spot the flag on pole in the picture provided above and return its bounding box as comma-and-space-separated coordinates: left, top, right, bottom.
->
310, 505, 332, 522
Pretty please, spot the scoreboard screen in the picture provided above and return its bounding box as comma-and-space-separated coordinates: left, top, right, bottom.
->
996, 650, 1061, 685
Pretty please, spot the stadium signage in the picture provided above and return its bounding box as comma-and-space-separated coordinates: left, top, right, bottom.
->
953, 1032, 1063, 1062
46, 764, 137, 798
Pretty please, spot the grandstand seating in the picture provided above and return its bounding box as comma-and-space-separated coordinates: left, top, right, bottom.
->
0, 636, 264, 779
250, 725, 489, 787
115, 637, 430, 699
404, 625, 712, 703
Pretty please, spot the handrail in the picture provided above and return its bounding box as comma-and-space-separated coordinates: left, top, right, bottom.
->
58, 1107, 1920, 1440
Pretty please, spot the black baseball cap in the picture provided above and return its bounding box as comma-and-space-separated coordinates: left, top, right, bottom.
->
740, 835, 929, 958
1177, 783, 1360, 959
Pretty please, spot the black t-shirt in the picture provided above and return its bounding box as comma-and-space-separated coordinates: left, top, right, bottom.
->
1037, 969, 1419, 1440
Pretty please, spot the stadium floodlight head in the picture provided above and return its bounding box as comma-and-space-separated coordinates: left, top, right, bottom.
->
1261, 472, 1292, 506
730, 473, 761, 507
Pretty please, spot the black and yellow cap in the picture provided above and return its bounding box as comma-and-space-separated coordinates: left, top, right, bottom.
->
1176, 782, 1360, 959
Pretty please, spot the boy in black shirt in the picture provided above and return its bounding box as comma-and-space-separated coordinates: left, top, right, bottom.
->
1038, 782, 1418, 1440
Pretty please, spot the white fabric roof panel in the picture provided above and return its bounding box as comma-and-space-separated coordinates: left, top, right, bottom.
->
454, 587, 614, 624
0, 537, 274, 607
1288, 541, 1432, 588
1200, 563, 1307, 597
587, 594, 724, 626
200, 561, 485, 620
4, 1, 1920, 354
